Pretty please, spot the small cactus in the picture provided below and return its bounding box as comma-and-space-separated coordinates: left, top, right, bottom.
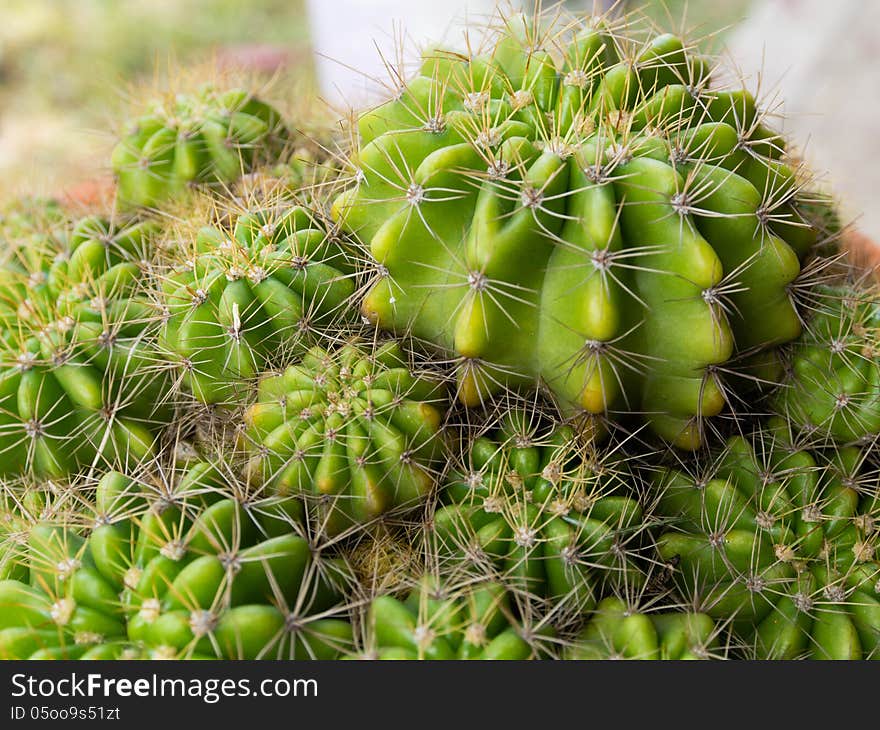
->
0, 461, 353, 660
653, 424, 880, 659
112, 85, 288, 209
0, 214, 170, 477
240, 340, 448, 535
157, 203, 358, 403
430, 408, 648, 616
773, 285, 880, 443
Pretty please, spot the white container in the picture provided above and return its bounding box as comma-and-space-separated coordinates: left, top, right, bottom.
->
725, 0, 880, 238
306, 0, 504, 109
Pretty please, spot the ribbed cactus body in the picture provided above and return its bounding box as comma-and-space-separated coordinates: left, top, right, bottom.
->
0, 216, 169, 477
654, 427, 880, 659
158, 205, 357, 404
112, 86, 287, 208
774, 286, 880, 443
333, 14, 816, 448
241, 341, 447, 534
431, 411, 646, 613
0, 464, 352, 660
565, 596, 722, 659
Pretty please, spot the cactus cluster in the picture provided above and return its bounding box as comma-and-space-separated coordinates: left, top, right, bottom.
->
0, 5, 877, 662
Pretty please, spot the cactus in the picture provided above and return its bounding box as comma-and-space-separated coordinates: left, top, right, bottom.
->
112, 85, 288, 208
157, 203, 358, 404
430, 408, 647, 616
773, 285, 880, 443
331, 10, 823, 448
355, 573, 552, 659
0, 2, 875, 665
0, 461, 353, 659
0, 474, 77, 576
0, 215, 171, 477
240, 340, 447, 535
0, 197, 66, 243
564, 596, 726, 659
654, 425, 880, 659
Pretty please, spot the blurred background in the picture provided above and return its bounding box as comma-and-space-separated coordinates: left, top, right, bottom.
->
1, 0, 877, 250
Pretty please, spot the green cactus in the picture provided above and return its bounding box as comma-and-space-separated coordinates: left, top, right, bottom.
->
355, 574, 551, 659
157, 203, 358, 404
0, 197, 66, 243
112, 85, 288, 208
0, 215, 171, 477
331, 11, 819, 448
773, 285, 880, 443
0, 462, 353, 659
654, 425, 880, 659
0, 474, 77, 577
240, 340, 447, 535
564, 596, 725, 659
430, 409, 647, 615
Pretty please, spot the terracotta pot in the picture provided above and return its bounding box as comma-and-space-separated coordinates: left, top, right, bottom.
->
58, 176, 116, 213
842, 229, 880, 281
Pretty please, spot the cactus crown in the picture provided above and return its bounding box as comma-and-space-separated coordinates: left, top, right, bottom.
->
240, 338, 449, 536
331, 7, 836, 450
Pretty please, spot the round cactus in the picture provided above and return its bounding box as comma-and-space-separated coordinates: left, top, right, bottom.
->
112, 85, 288, 208
0, 462, 353, 660
430, 409, 647, 615
654, 426, 880, 659
773, 285, 880, 443
0, 215, 171, 477
0, 197, 66, 243
355, 574, 551, 659
158, 203, 358, 404
331, 11, 822, 448
240, 340, 447, 535
564, 596, 725, 659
